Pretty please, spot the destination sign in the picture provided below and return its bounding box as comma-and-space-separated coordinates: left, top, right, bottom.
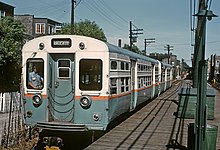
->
51, 38, 72, 48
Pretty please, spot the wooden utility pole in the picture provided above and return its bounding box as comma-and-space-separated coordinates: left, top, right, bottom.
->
164, 44, 173, 64
70, 0, 75, 35
144, 38, 155, 55
129, 21, 143, 51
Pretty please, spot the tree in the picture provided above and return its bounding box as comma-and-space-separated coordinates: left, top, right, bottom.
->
0, 17, 25, 92
123, 44, 140, 54
60, 19, 107, 42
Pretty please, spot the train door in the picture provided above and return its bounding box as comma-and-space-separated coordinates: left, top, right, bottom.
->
130, 60, 137, 111
48, 53, 75, 122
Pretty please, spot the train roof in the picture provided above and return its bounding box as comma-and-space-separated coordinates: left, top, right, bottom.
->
106, 43, 158, 64
161, 62, 173, 68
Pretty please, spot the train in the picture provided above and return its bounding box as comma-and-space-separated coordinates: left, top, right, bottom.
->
21, 35, 173, 147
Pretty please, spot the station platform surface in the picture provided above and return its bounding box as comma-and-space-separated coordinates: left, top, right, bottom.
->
85, 80, 220, 150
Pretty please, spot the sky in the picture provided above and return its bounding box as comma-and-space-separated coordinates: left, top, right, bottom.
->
2, 0, 220, 66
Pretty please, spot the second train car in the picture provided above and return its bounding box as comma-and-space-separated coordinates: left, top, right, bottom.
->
22, 35, 173, 133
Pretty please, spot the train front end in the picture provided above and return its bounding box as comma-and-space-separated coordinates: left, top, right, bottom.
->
21, 35, 110, 134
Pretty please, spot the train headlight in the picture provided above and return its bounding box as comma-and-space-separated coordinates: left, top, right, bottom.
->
79, 42, 85, 50
80, 96, 92, 109
32, 94, 42, 107
39, 42, 45, 50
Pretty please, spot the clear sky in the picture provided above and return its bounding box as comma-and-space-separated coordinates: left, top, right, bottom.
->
2, 0, 220, 66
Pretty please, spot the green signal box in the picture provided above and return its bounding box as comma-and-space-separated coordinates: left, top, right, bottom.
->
177, 88, 215, 120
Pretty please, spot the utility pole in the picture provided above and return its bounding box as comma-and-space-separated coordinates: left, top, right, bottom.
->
129, 21, 143, 51
144, 38, 155, 55
192, 0, 206, 88
193, 0, 217, 149
70, 0, 75, 35
164, 44, 173, 64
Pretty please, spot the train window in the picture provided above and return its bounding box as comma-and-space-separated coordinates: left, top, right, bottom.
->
111, 78, 117, 86
26, 58, 44, 90
110, 78, 117, 94
121, 78, 125, 92
126, 63, 129, 70
138, 65, 140, 71
141, 65, 144, 71
79, 59, 102, 91
144, 77, 147, 86
111, 61, 117, 70
58, 59, 71, 78
121, 62, 125, 70
125, 77, 129, 91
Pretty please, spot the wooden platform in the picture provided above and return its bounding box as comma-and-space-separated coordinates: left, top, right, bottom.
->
85, 80, 220, 150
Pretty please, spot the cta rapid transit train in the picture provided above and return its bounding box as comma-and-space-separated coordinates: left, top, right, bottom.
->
21, 35, 173, 137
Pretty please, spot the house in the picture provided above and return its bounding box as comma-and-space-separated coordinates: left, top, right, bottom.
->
14, 14, 35, 39
209, 55, 220, 82
34, 17, 61, 37
14, 14, 62, 39
0, 2, 14, 19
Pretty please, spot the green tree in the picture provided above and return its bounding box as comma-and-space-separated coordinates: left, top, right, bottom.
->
60, 19, 107, 42
123, 44, 140, 54
0, 17, 25, 92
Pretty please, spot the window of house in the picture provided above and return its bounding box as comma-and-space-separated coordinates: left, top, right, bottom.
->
48, 25, 55, 34
0, 10, 5, 19
35, 23, 45, 34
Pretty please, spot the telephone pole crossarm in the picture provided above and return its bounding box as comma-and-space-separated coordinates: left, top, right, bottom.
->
164, 44, 173, 64
129, 21, 143, 50
144, 38, 155, 55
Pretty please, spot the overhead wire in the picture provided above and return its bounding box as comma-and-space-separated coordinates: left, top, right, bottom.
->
82, 2, 123, 30
82, 0, 129, 31
92, 0, 123, 28
75, 0, 83, 8
97, 0, 129, 24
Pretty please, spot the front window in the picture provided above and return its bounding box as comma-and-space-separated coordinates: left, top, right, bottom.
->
26, 59, 44, 90
58, 59, 71, 79
79, 59, 102, 91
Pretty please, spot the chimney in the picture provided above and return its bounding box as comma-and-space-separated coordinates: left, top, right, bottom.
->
118, 39, 121, 48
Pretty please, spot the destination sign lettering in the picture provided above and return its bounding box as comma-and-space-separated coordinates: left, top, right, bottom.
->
51, 38, 72, 48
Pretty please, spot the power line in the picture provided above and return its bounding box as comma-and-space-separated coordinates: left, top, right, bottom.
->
98, 0, 129, 24
82, 2, 123, 30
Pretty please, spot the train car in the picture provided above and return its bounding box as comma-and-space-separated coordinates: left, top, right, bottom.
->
159, 62, 173, 92
21, 35, 172, 144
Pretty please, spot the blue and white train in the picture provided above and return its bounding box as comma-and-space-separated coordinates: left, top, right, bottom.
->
21, 35, 173, 135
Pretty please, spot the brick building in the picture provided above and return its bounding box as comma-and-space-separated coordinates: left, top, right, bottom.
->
0, 2, 14, 19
